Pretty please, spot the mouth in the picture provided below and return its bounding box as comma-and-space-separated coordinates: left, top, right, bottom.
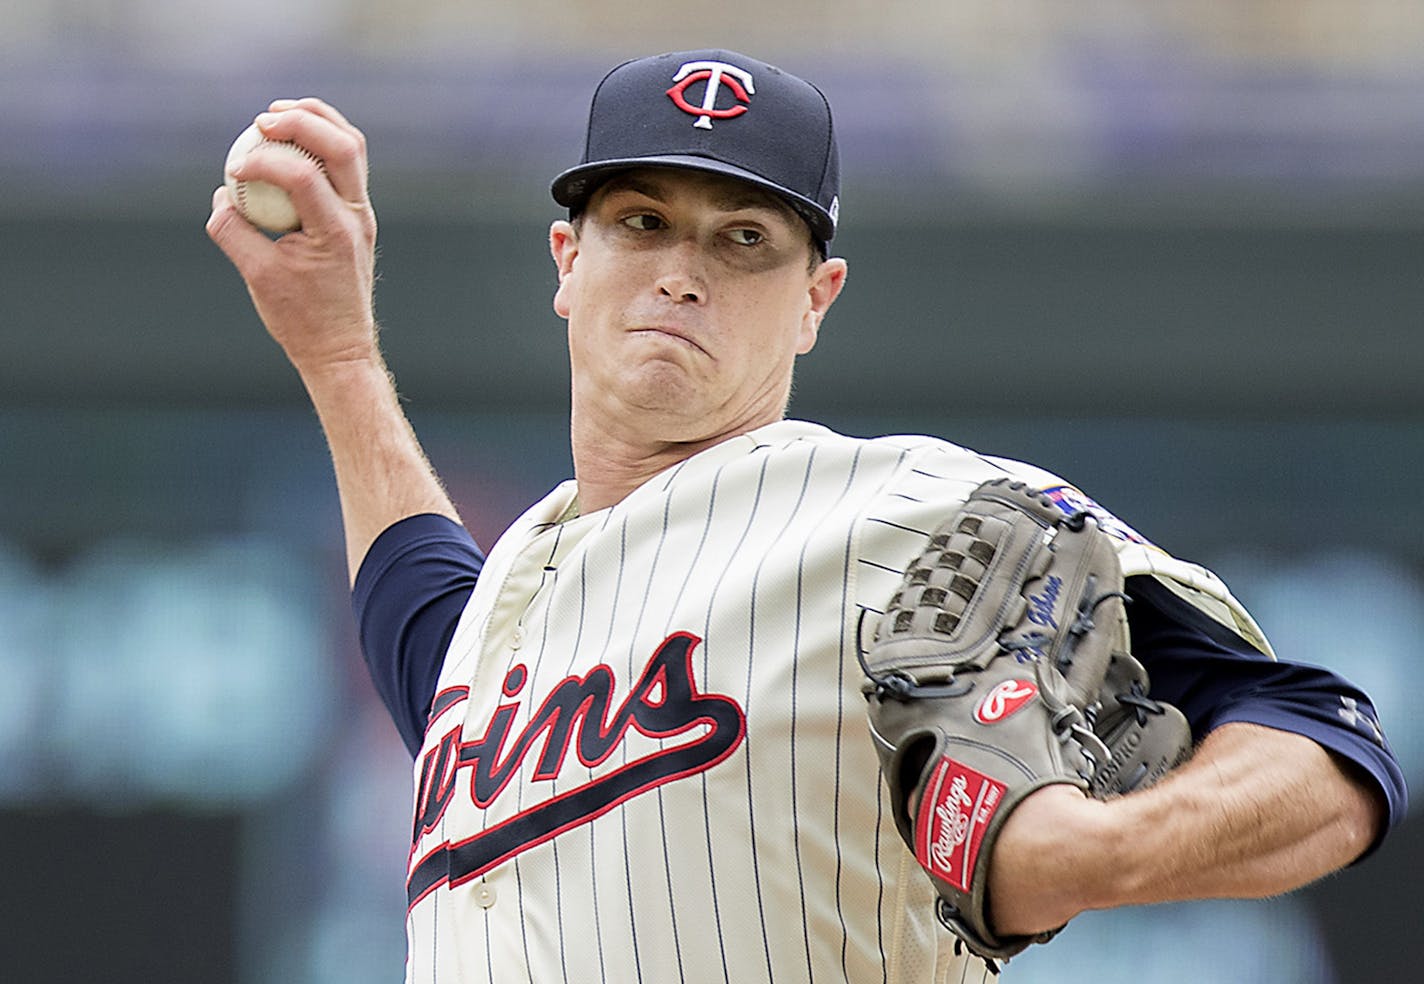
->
628, 326, 708, 356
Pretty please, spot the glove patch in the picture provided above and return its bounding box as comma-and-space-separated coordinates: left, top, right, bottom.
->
915, 755, 1006, 893
973, 679, 1038, 724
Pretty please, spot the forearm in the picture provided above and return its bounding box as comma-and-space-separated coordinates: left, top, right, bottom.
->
298, 351, 460, 584
990, 722, 1384, 934
1099, 722, 1382, 905
207, 101, 463, 581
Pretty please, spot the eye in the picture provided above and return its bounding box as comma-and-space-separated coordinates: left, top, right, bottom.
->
621, 213, 664, 231
726, 227, 764, 246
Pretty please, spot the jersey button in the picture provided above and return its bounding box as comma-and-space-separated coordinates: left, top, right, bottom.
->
474, 882, 497, 908
510, 626, 524, 650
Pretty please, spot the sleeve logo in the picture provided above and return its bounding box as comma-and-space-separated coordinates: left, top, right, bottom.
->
1040, 485, 1154, 547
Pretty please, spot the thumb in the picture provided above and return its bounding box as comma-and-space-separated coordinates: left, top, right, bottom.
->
206, 185, 277, 276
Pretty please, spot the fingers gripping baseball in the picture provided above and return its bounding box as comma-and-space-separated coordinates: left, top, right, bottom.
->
256, 97, 373, 206
207, 100, 380, 371
208, 102, 362, 232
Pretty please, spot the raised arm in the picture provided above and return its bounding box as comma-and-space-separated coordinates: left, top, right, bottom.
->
987, 720, 1386, 936
206, 99, 460, 582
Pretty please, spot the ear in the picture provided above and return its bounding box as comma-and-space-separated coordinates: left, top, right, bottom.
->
550, 219, 579, 319
797, 256, 848, 355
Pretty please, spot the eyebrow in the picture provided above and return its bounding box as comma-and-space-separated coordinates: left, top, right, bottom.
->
601, 174, 795, 219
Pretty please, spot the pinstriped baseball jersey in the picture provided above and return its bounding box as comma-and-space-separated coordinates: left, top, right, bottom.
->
404, 419, 1265, 984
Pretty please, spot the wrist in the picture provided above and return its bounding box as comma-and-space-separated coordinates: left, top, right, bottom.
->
292, 340, 387, 386
986, 784, 1118, 936
292, 344, 401, 416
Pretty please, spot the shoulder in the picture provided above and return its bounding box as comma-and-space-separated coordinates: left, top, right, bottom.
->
794, 425, 1275, 655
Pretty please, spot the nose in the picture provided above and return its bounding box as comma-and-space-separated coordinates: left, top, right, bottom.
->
657, 273, 704, 304
655, 242, 706, 304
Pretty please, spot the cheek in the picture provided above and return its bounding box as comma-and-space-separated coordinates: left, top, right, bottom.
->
737, 287, 812, 352
556, 255, 629, 322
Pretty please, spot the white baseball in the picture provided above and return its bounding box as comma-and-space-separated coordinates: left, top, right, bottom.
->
223, 122, 319, 233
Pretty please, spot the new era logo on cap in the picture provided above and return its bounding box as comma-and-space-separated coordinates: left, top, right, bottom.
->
550, 49, 840, 246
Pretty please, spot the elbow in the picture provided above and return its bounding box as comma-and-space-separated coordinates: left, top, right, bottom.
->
1326, 750, 1389, 867
1345, 786, 1389, 867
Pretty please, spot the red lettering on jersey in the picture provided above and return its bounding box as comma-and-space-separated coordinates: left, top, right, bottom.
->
407, 632, 745, 908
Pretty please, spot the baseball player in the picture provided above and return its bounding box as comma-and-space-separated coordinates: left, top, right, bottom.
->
208, 49, 1406, 983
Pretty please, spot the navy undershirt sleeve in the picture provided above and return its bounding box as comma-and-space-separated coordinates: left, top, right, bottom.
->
1125, 574, 1408, 838
352, 513, 483, 755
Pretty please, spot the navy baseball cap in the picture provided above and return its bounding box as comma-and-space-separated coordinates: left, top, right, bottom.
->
551, 49, 840, 249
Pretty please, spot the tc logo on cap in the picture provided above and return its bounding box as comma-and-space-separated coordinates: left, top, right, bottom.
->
666, 60, 755, 130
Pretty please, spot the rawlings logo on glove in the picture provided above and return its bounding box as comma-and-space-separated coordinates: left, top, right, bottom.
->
974, 680, 1038, 723
919, 759, 1005, 891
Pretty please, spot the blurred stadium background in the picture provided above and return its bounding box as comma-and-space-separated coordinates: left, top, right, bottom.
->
1, 2, 1420, 981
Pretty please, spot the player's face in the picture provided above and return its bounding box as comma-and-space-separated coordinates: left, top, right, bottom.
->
550, 169, 846, 446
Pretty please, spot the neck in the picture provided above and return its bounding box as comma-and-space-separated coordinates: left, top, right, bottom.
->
570, 410, 781, 513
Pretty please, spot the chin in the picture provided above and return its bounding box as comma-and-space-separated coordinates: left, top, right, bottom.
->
616, 361, 705, 409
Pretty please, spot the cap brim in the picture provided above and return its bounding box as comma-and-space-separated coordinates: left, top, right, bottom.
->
551, 155, 834, 243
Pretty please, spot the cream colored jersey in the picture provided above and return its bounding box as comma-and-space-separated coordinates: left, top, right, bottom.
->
404, 420, 1267, 983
